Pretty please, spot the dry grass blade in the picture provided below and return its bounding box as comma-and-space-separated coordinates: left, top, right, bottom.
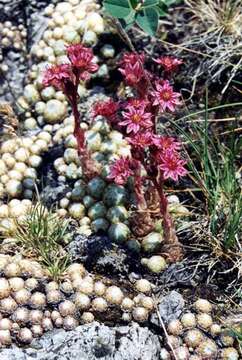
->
152, 295, 179, 360
170, 96, 242, 278
176, 1, 242, 88
185, 0, 242, 35
0, 102, 19, 140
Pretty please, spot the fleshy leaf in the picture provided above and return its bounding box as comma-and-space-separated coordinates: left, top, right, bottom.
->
135, 8, 159, 36
103, 0, 133, 19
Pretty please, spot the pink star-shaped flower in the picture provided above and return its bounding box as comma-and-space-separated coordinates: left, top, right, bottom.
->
151, 80, 181, 112
154, 56, 183, 72
120, 105, 153, 134
108, 156, 135, 185
158, 150, 187, 181
152, 135, 181, 152
127, 131, 154, 148
67, 44, 99, 81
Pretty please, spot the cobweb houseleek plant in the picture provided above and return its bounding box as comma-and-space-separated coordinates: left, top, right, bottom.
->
44, 43, 187, 262
42, 44, 100, 179
94, 52, 187, 262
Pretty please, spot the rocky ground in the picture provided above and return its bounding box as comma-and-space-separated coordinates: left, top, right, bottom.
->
0, 322, 161, 360
0, 291, 184, 360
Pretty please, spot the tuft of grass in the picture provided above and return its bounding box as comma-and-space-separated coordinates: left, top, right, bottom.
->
170, 95, 242, 256
185, 0, 241, 36
180, 0, 242, 91
11, 202, 71, 280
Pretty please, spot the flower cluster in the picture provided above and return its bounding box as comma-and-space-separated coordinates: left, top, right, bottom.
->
43, 44, 98, 92
109, 134, 186, 183
154, 56, 183, 73
93, 52, 186, 259
106, 53, 186, 183
42, 44, 99, 179
108, 156, 136, 185
92, 99, 119, 123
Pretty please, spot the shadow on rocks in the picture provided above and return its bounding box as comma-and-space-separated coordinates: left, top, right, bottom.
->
67, 233, 142, 280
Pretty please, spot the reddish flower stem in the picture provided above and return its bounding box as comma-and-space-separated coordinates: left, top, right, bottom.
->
68, 85, 97, 180
70, 95, 85, 155
152, 175, 183, 261
141, 158, 183, 261
153, 175, 170, 232
133, 170, 147, 211
42, 44, 100, 180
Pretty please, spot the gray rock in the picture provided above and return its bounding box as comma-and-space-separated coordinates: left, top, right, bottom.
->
0, 322, 162, 360
67, 233, 111, 263
40, 183, 70, 207
151, 291, 185, 325
68, 233, 141, 279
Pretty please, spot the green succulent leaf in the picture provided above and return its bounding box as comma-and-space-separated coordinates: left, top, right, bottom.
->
135, 7, 159, 36
103, 0, 133, 19
142, 0, 159, 8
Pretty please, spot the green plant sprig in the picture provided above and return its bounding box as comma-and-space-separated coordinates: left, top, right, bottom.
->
103, 0, 180, 36
11, 202, 71, 280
